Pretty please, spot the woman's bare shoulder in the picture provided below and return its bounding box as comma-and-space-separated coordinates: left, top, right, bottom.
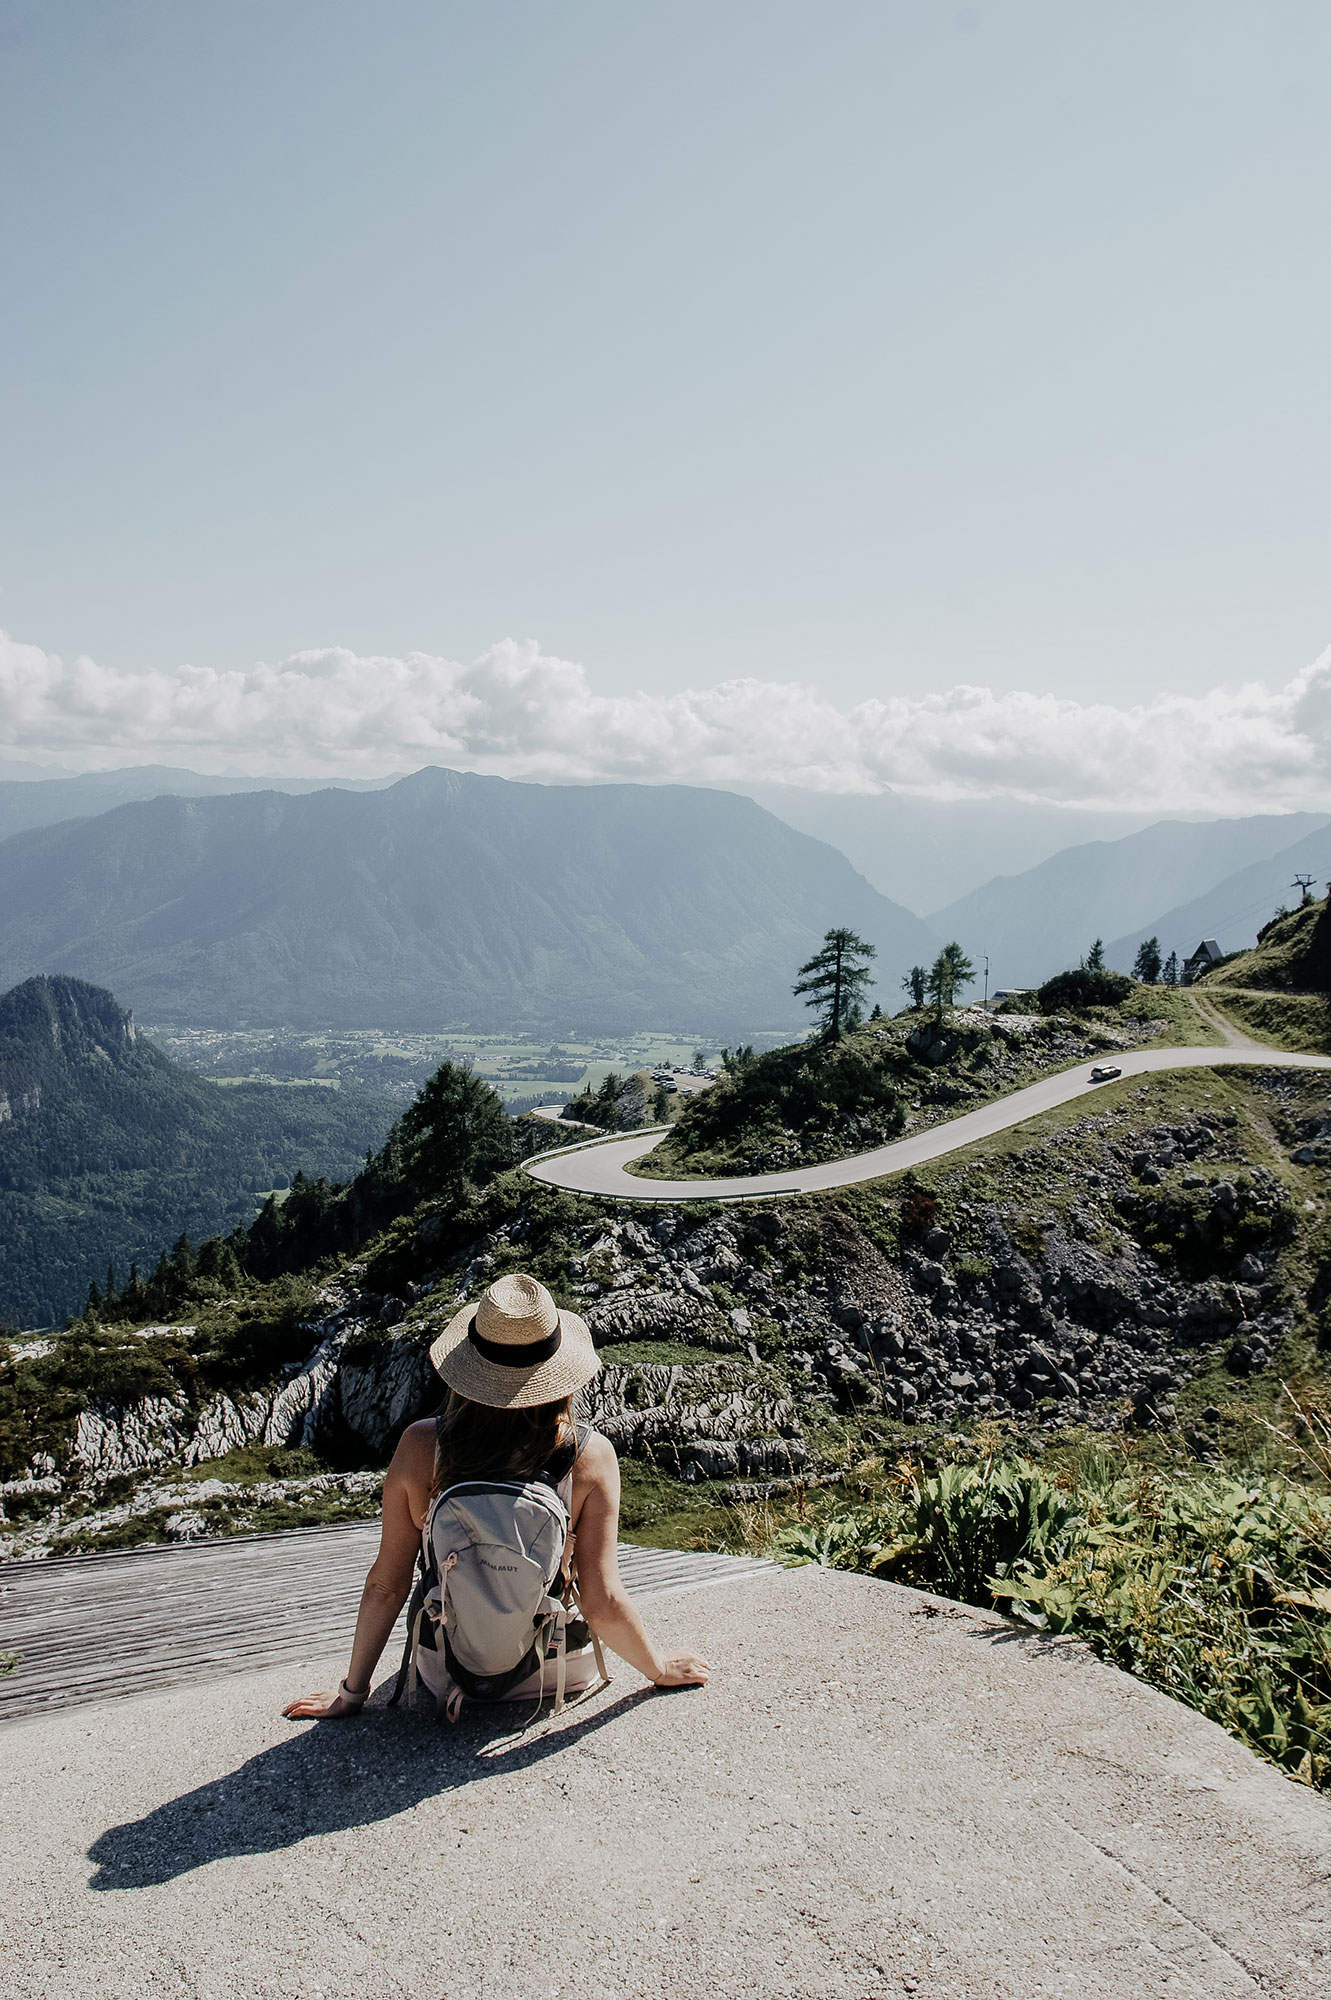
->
576, 1429, 619, 1485
390, 1418, 437, 1478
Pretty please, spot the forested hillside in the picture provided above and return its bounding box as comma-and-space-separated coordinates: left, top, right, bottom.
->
0, 768, 935, 1033
0, 977, 395, 1325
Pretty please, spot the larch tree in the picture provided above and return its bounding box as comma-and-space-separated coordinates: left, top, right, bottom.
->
793, 928, 877, 1039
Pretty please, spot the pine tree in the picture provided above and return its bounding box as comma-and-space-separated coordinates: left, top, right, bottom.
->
1085, 938, 1106, 971
793, 928, 877, 1039
902, 965, 927, 1010
1162, 950, 1180, 987
1132, 937, 1162, 984
926, 942, 976, 1022
399, 1060, 515, 1193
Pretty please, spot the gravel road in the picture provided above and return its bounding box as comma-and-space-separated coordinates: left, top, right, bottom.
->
2, 1565, 1326, 2000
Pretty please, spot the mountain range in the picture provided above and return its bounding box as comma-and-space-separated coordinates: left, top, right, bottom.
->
928, 813, 1331, 989
1104, 821, 1331, 979
0, 768, 936, 1034
0, 976, 395, 1325
740, 784, 1185, 913
0, 763, 399, 845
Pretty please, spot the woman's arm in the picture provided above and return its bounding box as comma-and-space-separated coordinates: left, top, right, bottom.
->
282, 1421, 433, 1720
572, 1435, 710, 1688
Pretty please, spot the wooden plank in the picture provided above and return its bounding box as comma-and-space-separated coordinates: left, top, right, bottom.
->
0, 1526, 780, 1721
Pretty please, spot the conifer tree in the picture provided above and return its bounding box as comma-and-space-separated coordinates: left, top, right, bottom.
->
399, 1060, 514, 1193
1132, 937, 1162, 984
926, 942, 975, 1022
793, 928, 877, 1039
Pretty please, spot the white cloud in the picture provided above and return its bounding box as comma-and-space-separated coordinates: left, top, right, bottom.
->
0, 627, 1328, 813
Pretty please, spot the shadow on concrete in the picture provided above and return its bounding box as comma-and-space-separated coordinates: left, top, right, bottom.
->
88, 1682, 668, 1888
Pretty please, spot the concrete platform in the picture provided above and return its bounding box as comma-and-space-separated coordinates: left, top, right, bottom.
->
1, 1565, 1326, 2000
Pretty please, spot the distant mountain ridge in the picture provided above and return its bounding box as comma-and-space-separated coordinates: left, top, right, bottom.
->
927, 813, 1331, 988
741, 784, 1182, 912
0, 768, 936, 1033
0, 763, 400, 845
0, 976, 395, 1324
1107, 822, 1331, 977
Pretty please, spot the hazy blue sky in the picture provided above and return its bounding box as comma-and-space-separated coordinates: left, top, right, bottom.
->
1, 1, 1329, 798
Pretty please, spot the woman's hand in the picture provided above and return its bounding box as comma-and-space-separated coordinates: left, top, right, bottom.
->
281, 1685, 368, 1721
652, 1653, 711, 1687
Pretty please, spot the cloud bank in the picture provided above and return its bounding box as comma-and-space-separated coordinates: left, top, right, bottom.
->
1, 628, 1328, 812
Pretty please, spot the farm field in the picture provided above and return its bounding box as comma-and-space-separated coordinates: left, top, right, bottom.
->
141, 1024, 789, 1113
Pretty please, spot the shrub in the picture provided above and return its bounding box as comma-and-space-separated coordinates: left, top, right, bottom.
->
774, 1444, 1331, 1790
1038, 967, 1133, 1012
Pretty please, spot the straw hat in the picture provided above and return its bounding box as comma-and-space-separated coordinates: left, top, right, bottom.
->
429, 1272, 601, 1409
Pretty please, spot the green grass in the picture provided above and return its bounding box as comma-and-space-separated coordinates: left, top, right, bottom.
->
597, 1339, 714, 1367
1206, 989, 1331, 1056
855, 1065, 1275, 1215
1201, 897, 1331, 995
631, 997, 1212, 1183
181, 1441, 330, 1483
616, 1459, 741, 1548
1118, 987, 1223, 1046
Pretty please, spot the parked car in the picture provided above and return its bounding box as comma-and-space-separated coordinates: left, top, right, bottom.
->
1089, 1064, 1122, 1082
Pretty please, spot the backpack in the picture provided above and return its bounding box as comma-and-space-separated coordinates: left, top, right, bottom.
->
391, 1437, 606, 1722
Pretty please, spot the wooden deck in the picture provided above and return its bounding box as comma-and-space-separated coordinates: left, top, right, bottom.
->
0, 1527, 780, 1722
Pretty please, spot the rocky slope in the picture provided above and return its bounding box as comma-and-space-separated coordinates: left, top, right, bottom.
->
4, 1060, 1326, 1560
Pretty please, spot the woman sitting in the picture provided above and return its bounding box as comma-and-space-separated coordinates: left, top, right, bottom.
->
283, 1273, 709, 1719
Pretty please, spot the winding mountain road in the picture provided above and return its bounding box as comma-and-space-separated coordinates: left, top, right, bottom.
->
525, 1011, 1331, 1204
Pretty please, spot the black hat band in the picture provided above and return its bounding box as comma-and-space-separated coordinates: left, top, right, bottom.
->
467, 1322, 563, 1368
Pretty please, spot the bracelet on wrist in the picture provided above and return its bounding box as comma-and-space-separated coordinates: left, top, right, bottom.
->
339, 1678, 370, 1700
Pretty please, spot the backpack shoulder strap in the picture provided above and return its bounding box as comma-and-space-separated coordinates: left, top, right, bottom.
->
388, 1553, 429, 1706
538, 1420, 592, 1488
